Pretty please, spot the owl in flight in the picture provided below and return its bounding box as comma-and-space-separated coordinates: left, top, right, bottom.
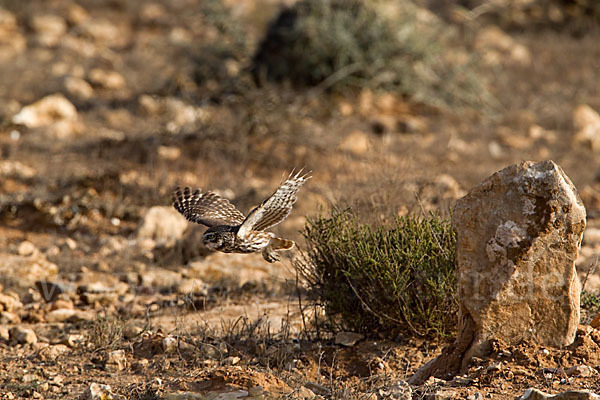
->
172, 170, 311, 263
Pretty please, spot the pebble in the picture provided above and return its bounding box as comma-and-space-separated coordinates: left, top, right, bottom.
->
81, 383, 119, 400
45, 308, 76, 323
334, 331, 364, 347
10, 326, 37, 345
17, 240, 37, 256
0, 311, 20, 324
123, 322, 143, 339
88, 68, 125, 90
12, 94, 77, 128
0, 293, 23, 312
105, 349, 127, 372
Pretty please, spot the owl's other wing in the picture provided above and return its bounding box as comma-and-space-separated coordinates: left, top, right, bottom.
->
237, 170, 311, 239
172, 187, 246, 227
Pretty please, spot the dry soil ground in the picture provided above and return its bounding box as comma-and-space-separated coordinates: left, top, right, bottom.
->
1, 0, 600, 399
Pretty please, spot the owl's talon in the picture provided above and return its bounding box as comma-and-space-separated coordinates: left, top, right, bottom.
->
262, 251, 280, 263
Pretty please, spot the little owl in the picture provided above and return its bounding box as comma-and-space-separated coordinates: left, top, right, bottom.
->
172, 170, 310, 263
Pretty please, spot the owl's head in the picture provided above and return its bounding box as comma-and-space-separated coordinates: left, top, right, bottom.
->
202, 230, 222, 249
202, 226, 234, 250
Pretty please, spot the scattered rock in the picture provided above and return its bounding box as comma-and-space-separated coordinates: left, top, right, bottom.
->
37, 344, 70, 361
304, 382, 331, 397
123, 322, 143, 339
573, 105, 600, 151
45, 308, 77, 323
88, 68, 125, 90
10, 326, 37, 345
105, 349, 127, 372
475, 25, 531, 66
76, 18, 124, 46
427, 390, 459, 400
223, 356, 241, 366
162, 335, 183, 354
520, 388, 599, 400
176, 278, 208, 296
0, 160, 36, 179
137, 206, 188, 245
64, 76, 94, 100
140, 269, 182, 292
0, 293, 23, 312
565, 365, 596, 377
339, 130, 370, 155
80, 383, 119, 400
0, 253, 59, 289
0, 325, 9, 341
410, 160, 585, 384
12, 94, 77, 128
30, 14, 67, 47
378, 380, 412, 400
17, 240, 37, 256
158, 145, 181, 160
0, 311, 20, 324
335, 331, 364, 347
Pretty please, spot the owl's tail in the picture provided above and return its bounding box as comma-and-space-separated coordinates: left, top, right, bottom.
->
271, 237, 295, 250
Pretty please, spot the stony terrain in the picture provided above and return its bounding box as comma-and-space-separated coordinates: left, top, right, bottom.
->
1, 0, 600, 399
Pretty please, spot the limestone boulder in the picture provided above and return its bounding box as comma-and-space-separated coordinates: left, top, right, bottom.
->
410, 160, 585, 384
454, 160, 584, 357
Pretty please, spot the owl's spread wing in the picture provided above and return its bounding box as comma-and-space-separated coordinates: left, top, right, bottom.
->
172, 187, 246, 227
237, 170, 311, 239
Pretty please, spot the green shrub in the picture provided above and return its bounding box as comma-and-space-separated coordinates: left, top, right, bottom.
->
296, 208, 457, 339
252, 0, 490, 109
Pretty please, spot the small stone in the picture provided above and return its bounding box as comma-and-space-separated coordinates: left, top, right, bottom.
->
81, 383, 118, 400
0, 325, 9, 341
339, 130, 370, 155
0, 293, 23, 312
105, 349, 127, 372
0, 160, 35, 179
30, 14, 66, 46
335, 331, 364, 347
37, 344, 70, 361
158, 145, 181, 161
12, 94, 77, 128
486, 362, 502, 373
50, 299, 74, 311
64, 76, 94, 100
565, 365, 596, 377
304, 382, 331, 396
177, 278, 208, 296
427, 390, 459, 400
0, 311, 20, 324
162, 335, 177, 353
45, 308, 76, 323
17, 241, 37, 256
223, 356, 240, 365
123, 323, 143, 339
574, 105, 600, 151
137, 206, 188, 244
10, 326, 37, 345
520, 388, 600, 400
88, 69, 125, 90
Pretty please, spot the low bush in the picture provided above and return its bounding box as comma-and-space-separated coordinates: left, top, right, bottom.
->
252, 0, 490, 110
296, 208, 457, 339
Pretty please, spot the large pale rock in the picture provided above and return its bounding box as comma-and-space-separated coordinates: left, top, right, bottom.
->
137, 206, 188, 245
573, 105, 600, 151
12, 94, 77, 128
410, 160, 585, 384
0, 253, 59, 288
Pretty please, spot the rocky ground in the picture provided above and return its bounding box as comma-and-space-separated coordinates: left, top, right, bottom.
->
1, 0, 600, 399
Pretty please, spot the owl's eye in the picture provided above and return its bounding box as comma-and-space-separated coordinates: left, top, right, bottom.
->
205, 233, 215, 241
